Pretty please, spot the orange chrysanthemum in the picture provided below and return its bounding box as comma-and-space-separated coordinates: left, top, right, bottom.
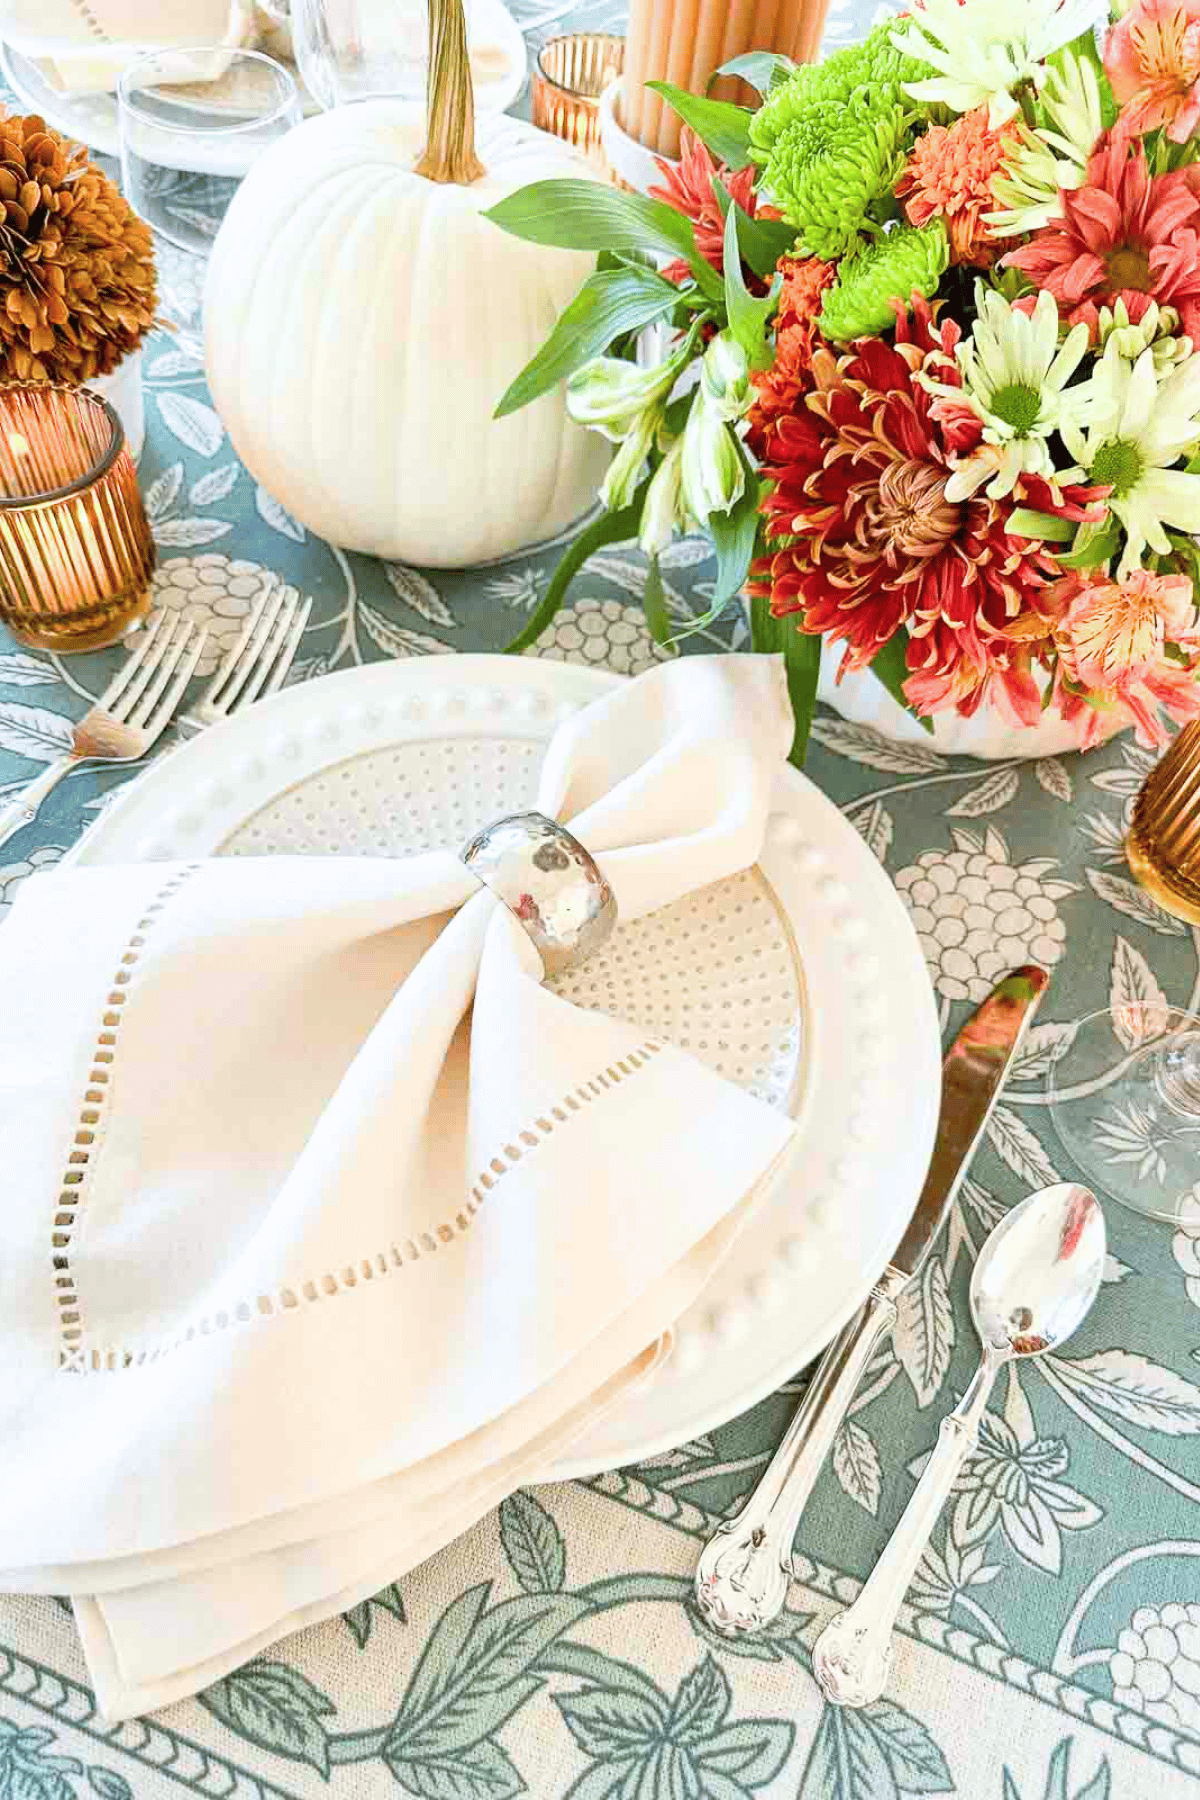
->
746, 254, 836, 454
896, 109, 1013, 267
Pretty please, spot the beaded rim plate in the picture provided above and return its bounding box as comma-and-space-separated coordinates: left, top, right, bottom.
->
70, 654, 941, 1475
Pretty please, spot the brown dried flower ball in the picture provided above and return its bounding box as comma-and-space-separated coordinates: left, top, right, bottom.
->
0, 112, 156, 384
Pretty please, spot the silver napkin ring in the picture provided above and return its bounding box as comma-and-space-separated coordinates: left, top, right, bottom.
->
460, 811, 617, 976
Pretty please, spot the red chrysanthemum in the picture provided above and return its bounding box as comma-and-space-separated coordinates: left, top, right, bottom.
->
1002, 135, 1200, 342
648, 129, 768, 286
749, 299, 1107, 724
746, 254, 837, 455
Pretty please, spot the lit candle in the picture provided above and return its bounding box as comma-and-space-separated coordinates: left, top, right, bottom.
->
0, 384, 154, 653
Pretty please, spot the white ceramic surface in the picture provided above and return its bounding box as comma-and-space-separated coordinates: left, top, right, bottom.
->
90, 349, 144, 462
817, 647, 1101, 761
70, 654, 941, 1475
598, 76, 670, 192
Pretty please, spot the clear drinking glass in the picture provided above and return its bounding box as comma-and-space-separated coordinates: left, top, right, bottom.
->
118, 48, 302, 259
292, 0, 471, 107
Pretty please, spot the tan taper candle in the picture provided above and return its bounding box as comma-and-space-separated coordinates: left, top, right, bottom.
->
620, 0, 832, 158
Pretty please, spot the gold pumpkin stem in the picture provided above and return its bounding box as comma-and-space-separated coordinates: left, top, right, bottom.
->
415, 0, 486, 184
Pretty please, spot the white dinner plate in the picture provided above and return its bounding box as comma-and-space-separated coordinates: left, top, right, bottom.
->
0, 0, 528, 165
71, 654, 941, 1476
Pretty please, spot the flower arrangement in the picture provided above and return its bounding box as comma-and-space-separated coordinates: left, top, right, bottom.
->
486, 2, 1200, 759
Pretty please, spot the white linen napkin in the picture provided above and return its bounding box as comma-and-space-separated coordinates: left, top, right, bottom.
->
0, 656, 797, 1718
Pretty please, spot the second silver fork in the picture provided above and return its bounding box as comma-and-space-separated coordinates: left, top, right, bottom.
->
177, 578, 312, 740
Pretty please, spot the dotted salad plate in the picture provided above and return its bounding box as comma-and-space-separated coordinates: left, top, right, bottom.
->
71, 654, 941, 1476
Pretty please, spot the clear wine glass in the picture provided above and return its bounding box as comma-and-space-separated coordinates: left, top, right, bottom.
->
1048, 724, 1200, 1225
291, 0, 470, 107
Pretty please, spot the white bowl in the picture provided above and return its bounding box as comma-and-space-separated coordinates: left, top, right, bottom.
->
598, 77, 674, 193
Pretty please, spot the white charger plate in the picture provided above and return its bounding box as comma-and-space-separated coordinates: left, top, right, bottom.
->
71, 654, 940, 1476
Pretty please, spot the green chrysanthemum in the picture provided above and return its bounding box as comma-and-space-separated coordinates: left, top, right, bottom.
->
758, 100, 911, 259
749, 19, 933, 148
816, 222, 950, 342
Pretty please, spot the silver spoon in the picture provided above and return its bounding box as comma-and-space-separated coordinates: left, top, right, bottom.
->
811, 1182, 1106, 1709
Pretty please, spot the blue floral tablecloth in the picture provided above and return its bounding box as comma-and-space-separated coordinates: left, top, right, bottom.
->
2, 16, 1200, 1798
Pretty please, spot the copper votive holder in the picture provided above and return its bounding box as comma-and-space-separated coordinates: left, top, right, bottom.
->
533, 33, 625, 168
1127, 722, 1200, 923
0, 383, 155, 653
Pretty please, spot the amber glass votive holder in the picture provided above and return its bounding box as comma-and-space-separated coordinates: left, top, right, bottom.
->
1127, 722, 1200, 924
0, 382, 155, 653
533, 33, 625, 168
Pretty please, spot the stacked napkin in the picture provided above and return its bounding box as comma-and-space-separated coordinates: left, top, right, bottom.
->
0, 656, 797, 1718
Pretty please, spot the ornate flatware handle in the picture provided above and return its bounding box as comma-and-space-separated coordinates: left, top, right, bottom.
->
812, 1365, 997, 1707
693, 1274, 903, 1636
0, 756, 71, 853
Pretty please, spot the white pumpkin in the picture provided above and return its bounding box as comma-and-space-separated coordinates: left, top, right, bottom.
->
204, 24, 608, 566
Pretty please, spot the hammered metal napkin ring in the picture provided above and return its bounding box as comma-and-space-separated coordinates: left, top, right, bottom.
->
460, 811, 617, 975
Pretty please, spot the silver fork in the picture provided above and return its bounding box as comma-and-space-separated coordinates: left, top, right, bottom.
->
0, 614, 208, 852
177, 578, 311, 740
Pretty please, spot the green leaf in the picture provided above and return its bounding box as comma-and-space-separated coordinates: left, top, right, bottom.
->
869, 630, 935, 734
710, 51, 796, 95
711, 180, 797, 279
1055, 515, 1121, 570
343, 1582, 406, 1648
503, 481, 651, 654
862, 1700, 954, 1794
666, 1658, 730, 1745
387, 1738, 525, 1800
556, 1688, 666, 1760
644, 83, 753, 169
750, 599, 821, 765
707, 456, 761, 607
200, 1661, 336, 1776
87, 1773, 133, 1800
1006, 508, 1076, 543
387, 1592, 587, 1762
722, 206, 778, 370
700, 1720, 795, 1788
493, 266, 681, 417
499, 1490, 567, 1594
797, 1706, 898, 1800
485, 182, 722, 302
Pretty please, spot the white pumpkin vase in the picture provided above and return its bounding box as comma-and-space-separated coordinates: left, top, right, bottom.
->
817, 652, 1092, 760
203, 0, 608, 565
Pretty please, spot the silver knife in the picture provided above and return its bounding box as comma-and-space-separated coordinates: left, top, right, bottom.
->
693, 964, 1049, 1636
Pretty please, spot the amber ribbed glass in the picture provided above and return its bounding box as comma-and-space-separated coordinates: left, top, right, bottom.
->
0, 382, 154, 653
532, 34, 625, 167
1127, 722, 1200, 925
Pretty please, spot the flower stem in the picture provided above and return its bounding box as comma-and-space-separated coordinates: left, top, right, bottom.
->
415, 0, 485, 184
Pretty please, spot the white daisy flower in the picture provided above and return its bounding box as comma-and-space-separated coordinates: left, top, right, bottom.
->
1060, 342, 1200, 576
891, 0, 1104, 128
922, 287, 1094, 500
986, 49, 1105, 235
